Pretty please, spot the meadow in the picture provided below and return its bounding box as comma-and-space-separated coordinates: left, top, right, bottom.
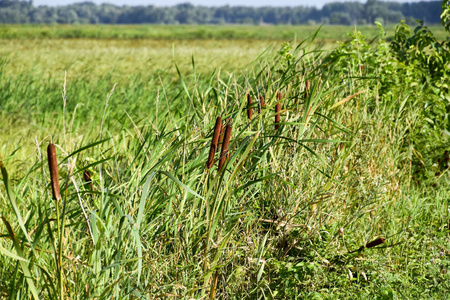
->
0, 24, 449, 299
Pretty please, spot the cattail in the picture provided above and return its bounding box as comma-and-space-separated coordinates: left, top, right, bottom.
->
365, 237, 385, 249
305, 80, 310, 99
206, 116, 223, 169
258, 96, 265, 113
247, 94, 253, 120
219, 126, 225, 143
218, 124, 232, 171
47, 143, 61, 201
275, 94, 281, 130
84, 170, 93, 190
277, 91, 282, 101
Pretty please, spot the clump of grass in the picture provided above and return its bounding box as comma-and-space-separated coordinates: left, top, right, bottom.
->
1, 26, 449, 300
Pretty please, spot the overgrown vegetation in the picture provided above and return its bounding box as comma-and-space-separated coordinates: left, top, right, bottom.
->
0, 21, 449, 299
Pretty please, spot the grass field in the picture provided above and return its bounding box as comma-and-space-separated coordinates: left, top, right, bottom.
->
1, 23, 448, 40
0, 24, 449, 299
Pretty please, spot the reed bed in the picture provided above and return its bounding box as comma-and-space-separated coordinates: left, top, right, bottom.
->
0, 28, 449, 299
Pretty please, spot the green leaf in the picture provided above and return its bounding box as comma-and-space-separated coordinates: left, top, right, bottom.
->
1, 217, 39, 300
160, 170, 204, 199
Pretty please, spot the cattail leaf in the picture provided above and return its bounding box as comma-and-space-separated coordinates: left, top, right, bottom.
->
60, 138, 111, 164
330, 89, 368, 109
136, 172, 156, 229
298, 139, 346, 143
0, 242, 29, 262
130, 228, 143, 284
90, 210, 99, 246
74, 157, 112, 176
160, 170, 204, 200
1, 217, 39, 300
0, 157, 32, 244
175, 63, 191, 98
234, 172, 281, 195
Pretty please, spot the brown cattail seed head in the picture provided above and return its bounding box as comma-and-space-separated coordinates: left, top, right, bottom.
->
365, 237, 385, 249
247, 94, 253, 120
218, 124, 232, 171
259, 96, 265, 113
277, 91, 282, 101
47, 143, 61, 201
84, 170, 93, 190
275, 102, 281, 130
206, 116, 223, 169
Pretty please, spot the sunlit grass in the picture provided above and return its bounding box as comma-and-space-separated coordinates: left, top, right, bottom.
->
0, 26, 449, 298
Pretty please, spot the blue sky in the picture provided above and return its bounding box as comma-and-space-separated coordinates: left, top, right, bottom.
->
33, 0, 438, 8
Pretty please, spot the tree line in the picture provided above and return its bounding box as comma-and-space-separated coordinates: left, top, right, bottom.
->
0, 0, 442, 25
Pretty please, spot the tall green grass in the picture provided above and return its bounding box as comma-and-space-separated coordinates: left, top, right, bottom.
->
0, 27, 449, 299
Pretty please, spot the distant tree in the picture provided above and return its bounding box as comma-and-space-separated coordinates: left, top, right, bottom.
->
330, 12, 352, 25
0, 0, 443, 26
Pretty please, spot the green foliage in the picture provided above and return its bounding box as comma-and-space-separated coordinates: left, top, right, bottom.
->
442, 0, 450, 32
0, 0, 444, 25
0, 23, 449, 298
326, 20, 449, 185
389, 20, 450, 183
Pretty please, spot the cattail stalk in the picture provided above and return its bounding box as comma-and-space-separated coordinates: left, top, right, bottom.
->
47, 143, 61, 201
206, 116, 223, 169
218, 124, 232, 171
247, 94, 253, 120
275, 92, 281, 130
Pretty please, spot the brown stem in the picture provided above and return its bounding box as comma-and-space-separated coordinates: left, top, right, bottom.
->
209, 270, 219, 300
